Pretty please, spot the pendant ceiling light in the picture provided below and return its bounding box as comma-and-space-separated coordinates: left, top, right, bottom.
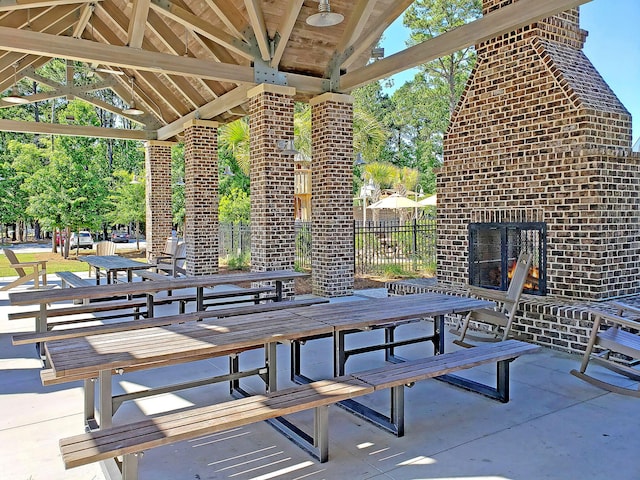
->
4, 64, 29, 104
306, 0, 344, 27
122, 76, 144, 116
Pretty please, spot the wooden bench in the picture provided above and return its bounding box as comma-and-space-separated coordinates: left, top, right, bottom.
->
8, 286, 277, 328
57, 340, 538, 480
13, 297, 330, 347
349, 339, 540, 435
56, 271, 97, 305
60, 377, 373, 477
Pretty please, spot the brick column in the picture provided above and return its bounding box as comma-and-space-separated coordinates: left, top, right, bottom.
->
183, 120, 219, 276
310, 93, 354, 297
248, 84, 296, 299
145, 141, 173, 260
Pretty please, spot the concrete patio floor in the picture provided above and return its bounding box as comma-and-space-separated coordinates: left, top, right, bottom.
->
1, 275, 639, 480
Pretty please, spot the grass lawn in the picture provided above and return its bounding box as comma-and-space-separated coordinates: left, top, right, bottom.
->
0, 248, 145, 277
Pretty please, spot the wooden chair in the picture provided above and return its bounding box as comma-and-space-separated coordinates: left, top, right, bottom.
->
451, 251, 533, 348
154, 236, 180, 262
156, 241, 186, 277
570, 305, 640, 397
1, 248, 47, 291
95, 241, 115, 256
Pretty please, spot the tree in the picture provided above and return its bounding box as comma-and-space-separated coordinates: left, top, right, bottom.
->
219, 187, 250, 224
404, 0, 481, 115
107, 170, 146, 249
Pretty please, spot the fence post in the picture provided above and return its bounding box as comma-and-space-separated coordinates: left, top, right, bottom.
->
413, 219, 418, 271
353, 220, 356, 275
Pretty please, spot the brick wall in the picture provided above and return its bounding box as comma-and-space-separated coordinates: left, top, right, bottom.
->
183, 120, 219, 276
248, 85, 296, 299
145, 141, 173, 260
310, 93, 355, 297
440, 2, 636, 301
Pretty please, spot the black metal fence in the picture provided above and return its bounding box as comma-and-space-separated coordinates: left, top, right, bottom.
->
219, 220, 437, 275
219, 222, 251, 258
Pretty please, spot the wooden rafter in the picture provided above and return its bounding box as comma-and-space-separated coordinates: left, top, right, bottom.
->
156, 84, 249, 140
0, 0, 98, 12
91, 7, 187, 118
340, 0, 592, 91
270, 0, 303, 69
145, 10, 222, 101
243, 0, 269, 61
0, 117, 153, 139
72, 2, 93, 38
340, 0, 413, 70
336, 0, 378, 54
202, 0, 245, 41
127, 0, 150, 49
0, 5, 78, 87
148, 0, 253, 59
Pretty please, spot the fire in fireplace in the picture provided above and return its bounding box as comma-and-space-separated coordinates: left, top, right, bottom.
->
468, 222, 547, 296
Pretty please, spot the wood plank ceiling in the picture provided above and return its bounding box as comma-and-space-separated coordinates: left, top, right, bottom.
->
0, 0, 591, 141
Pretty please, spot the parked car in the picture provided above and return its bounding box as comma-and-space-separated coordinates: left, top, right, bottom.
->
69, 231, 93, 249
111, 231, 130, 243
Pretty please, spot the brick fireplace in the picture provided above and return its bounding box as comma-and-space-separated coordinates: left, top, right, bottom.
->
438, 1, 638, 303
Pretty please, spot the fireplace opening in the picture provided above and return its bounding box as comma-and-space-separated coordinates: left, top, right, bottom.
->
469, 222, 547, 296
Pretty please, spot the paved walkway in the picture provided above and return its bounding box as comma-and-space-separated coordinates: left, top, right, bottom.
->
1, 276, 639, 480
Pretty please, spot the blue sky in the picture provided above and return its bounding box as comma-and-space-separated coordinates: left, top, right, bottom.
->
380, 0, 640, 143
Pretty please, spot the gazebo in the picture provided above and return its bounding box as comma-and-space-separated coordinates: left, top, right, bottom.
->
0, 0, 593, 297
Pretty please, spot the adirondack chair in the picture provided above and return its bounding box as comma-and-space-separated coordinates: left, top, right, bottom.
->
570, 304, 640, 397
95, 241, 116, 256
1, 248, 48, 291
451, 251, 533, 348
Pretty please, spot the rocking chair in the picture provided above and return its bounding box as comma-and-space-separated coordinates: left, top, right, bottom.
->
570, 306, 640, 397
451, 251, 533, 348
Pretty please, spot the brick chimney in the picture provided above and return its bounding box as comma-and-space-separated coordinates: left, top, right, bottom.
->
439, 1, 637, 301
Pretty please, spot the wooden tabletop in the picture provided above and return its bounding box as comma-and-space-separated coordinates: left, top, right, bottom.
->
80, 255, 154, 271
292, 293, 494, 331
9, 270, 308, 305
44, 292, 493, 380
46, 310, 332, 378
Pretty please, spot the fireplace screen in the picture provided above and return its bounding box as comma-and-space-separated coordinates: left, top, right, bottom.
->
468, 222, 547, 296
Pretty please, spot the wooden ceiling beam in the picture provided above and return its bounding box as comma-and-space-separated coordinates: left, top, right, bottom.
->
243, 0, 270, 61
145, 11, 221, 103
72, 2, 93, 38
0, 54, 48, 92
99, 0, 205, 115
91, 8, 187, 118
202, 0, 245, 41
0, 25, 325, 93
341, 0, 593, 91
270, 0, 303, 68
340, 0, 413, 70
0, 117, 153, 139
0, 5, 77, 84
148, 0, 253, 60
34, 13, 251, 82
156, 84, 249, 140
75, 91, 150, 125
0, 0, 98, 12
0, 90, 62, 106
336, 0, 378, 54
127, 0, 150, 49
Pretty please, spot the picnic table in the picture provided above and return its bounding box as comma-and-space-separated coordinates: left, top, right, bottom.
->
80, 255, 155, 284
9, 270, 308, 336
41, 292, 493, 431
